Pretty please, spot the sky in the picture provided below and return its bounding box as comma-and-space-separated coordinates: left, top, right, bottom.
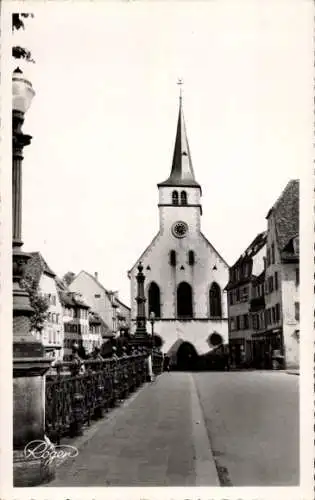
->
11, 1, 312, 305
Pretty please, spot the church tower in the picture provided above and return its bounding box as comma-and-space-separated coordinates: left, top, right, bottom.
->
157, 94, 202, 238
128, 93, 229, 368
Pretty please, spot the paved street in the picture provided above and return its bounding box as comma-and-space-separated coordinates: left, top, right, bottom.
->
193, 370, 299, 486
47, 371, 299, 487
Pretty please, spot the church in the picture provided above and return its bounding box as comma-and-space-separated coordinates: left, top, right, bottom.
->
128, 95, 229, 368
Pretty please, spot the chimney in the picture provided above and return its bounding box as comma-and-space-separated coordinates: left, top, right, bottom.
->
94, 272, 98, 280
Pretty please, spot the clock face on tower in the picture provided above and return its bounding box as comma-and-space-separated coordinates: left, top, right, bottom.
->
172, 221, 188, 238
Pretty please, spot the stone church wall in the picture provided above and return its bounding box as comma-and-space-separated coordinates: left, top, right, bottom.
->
131, 318, 228, 356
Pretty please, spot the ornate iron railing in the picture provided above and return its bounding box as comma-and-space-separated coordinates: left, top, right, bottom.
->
45, 353, 151, 443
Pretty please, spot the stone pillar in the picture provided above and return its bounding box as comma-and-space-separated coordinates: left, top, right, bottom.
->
129, 263, 152, 353
12, 69, 55, 486
135, 262, 147, 336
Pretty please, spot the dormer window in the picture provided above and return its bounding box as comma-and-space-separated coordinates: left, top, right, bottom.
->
170, 250, 176, 266
188, 250, 195, 265
181, 191, 187, 205
172, 190, 179, 205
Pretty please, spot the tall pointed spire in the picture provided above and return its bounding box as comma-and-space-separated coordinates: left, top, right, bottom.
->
158, 86, 200, 189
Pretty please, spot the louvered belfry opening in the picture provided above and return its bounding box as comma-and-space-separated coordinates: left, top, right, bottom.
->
172, 190, 179, 205
180, 190, 187, 205
177, 282, 193, 318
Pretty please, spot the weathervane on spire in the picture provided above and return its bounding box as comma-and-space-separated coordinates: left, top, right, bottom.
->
177, 78, 183, 101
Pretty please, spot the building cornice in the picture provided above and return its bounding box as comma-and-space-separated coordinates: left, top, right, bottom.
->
158, 203, 202, 214
225, 277, 252, 291
131, 317, 228, 322
252, 327, 282, 338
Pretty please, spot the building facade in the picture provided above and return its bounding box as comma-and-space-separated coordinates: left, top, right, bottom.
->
250, 270, 268, 367
116, 298, 131, 335
57, 282, 91, 360
89, 311, 111, 348
69, 271, 125, 337
226, 232, 267, 367
24, 252, 64, 360
263, 180, 299, 369
128, 97, 229, 367
227, 180, 299, 370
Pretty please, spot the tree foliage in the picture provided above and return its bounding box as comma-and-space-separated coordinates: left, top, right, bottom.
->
209, 332, 223, 347
20, 275, 49, 333
12, 13, 34, 31
12, 46, 34, 63
153, 334, 163, 348
12, 13, 35, 63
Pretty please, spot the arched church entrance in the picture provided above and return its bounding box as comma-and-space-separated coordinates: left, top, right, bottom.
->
176, 342, 199, 371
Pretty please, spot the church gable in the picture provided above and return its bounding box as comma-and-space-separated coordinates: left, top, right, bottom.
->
128, 231, 161, 277
200, 232, 229, 270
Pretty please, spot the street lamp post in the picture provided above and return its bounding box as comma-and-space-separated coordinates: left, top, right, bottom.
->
12, 68, 55, 486
149, 311, 155, 348
149, 311, 155, 380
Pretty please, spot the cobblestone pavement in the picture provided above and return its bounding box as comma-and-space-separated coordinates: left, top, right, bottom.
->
47, 372, 219, 487
193, 370, 299, 486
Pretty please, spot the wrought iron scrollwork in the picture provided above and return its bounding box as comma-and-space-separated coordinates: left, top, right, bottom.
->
45, 353, 151, 443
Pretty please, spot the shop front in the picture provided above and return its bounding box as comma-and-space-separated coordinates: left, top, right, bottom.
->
252, 328, 283, 369
229, 338, 246, 368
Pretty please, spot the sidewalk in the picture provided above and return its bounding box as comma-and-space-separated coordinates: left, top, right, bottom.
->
285, 369, 299, 376
46, 372, 219, 487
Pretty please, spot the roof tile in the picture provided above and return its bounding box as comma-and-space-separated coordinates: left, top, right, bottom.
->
267, 180, 299, 252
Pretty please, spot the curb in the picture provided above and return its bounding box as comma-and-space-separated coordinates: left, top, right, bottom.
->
286, 371, 300, 376
190, 375, 220, 486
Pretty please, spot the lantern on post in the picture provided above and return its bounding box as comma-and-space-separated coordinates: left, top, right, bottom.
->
12, 68, 55, 486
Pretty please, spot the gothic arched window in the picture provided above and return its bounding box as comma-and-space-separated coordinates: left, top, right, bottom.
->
148, 282, 161, 318
209, 282, 222, 318
170, 250, 176, 266
188, 250, 195, 266
177, 282, 193, 318
172, 190, 179, 205
181, 191, 187, 205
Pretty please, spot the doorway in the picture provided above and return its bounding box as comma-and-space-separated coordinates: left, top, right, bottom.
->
176, 342, 199, 371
